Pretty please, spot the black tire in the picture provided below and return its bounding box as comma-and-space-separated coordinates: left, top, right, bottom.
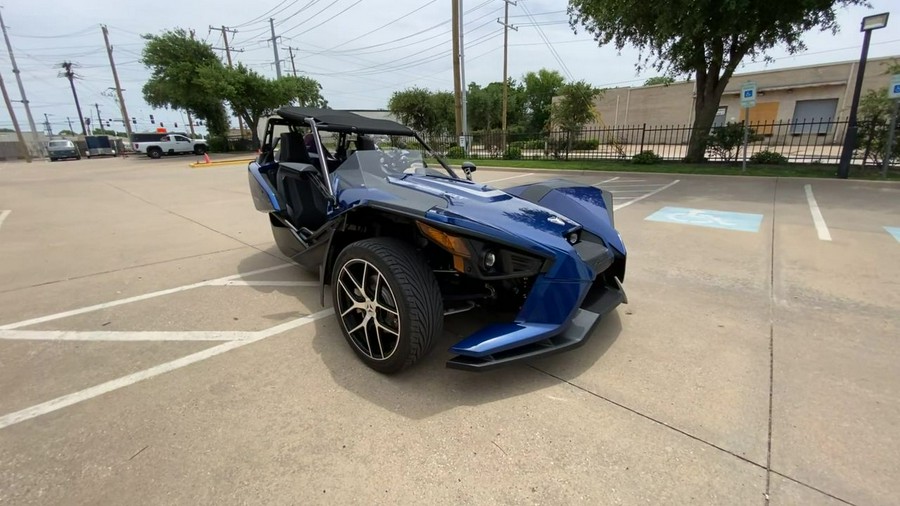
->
147, 148, 162, 159
76, 155, 82, 160
193, 145, 207, 155
49, 157, 57, 162
331, 238, 443, 374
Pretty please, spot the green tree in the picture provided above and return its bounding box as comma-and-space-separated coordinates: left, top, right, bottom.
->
58, 129, 76, 136
857, 61, 900, 167
568, 0, 866, 162
643, 76, 675, 86
204, 64, 325, 145
430, 91, 456, 136
91, 128, 118, 136
388, 87, 437, 133
551, 80, 602, 159
522, 69, 565, 133
141, 29, 229, 138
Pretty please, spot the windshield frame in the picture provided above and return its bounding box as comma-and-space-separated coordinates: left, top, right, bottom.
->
309, 123, 459, 198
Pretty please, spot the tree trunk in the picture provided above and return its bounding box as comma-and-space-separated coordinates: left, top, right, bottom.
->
685, 57, 740, 162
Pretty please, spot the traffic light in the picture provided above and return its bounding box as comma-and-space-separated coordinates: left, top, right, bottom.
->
132, 117, 137, 125
174, 122, 178, 128
149, 114, 155, 123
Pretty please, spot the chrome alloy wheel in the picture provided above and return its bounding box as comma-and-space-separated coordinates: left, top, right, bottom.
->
335, 259, 402, 360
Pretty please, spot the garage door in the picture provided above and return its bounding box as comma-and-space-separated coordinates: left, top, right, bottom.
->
791, 99, 838, 134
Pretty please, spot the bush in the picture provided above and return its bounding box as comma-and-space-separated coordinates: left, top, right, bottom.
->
446, 145, 466, 159
571, 138, 600, 150
504, 146, 522, 160
632, 150, 662, 164
749, 150, 788, 164
708, 122, 762, 162
207, 136, 230, 152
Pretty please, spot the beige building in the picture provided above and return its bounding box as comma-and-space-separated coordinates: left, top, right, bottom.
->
590, 56, 898, 144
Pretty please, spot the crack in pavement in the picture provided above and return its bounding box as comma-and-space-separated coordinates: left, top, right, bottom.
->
105, 182, 284, 263
527, 364, 858, 506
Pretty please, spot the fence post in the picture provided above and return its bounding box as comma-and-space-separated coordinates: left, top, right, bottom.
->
639, 123, 646, 153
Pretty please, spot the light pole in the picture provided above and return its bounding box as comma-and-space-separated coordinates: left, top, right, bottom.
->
837, 12, 889, 179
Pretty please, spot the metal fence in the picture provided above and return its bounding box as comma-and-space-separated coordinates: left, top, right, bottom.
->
424, 117, 893, 165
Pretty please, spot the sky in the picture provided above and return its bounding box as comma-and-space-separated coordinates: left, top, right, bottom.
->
1, 0, 898, 136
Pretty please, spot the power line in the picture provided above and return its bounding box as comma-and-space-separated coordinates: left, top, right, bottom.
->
323, 0, 440, 51
519, 0, 572, 80
231, 0, 296, 28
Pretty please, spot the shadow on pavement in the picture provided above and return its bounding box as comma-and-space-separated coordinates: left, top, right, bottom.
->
311, 308, 623, 420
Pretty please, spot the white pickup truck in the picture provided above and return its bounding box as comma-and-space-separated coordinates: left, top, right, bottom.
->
133, 134, 208, 159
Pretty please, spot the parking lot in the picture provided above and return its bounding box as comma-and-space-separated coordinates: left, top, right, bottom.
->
1, 156, 898, 505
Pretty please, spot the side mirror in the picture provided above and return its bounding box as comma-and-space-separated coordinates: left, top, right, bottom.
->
461, 161, 477, 181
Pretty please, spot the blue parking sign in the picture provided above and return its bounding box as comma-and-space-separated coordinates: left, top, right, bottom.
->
741, 81, 757, 107
890, 75, 900, 99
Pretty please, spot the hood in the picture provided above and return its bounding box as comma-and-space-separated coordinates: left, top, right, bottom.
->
335, 170, 581, 254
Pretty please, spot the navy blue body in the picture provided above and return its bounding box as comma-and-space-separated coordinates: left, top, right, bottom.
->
249, 161, 626, 360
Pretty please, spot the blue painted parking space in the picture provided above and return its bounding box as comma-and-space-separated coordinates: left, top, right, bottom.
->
885, 227, 900, 243
645, 206, 764, 232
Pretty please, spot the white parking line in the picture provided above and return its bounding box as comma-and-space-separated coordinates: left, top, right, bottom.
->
0, 210, 10, 231
591, 176, 619, 187
614, 180, 680, 211
211, 280, 319, 287
0, 308, 334, 430
0, 263, 295, 331
483, 173, 534, 184
0, 330, 253, 342
804, 184, 832, 241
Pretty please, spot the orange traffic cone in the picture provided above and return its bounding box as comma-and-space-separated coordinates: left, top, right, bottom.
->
203, 152, 211, 164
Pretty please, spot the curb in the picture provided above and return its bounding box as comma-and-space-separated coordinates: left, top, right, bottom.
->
189, 158, 255, 168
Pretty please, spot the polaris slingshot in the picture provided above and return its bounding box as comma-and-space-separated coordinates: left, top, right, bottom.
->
247, 107, 627, 373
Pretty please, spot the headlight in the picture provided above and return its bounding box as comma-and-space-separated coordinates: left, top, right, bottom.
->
417, 221, 547, 278
483, 250, 496, 268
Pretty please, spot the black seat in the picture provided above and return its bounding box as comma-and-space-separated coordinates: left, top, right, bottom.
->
275, 132, 328, 233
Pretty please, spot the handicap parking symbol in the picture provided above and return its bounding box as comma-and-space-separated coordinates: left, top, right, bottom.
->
646, 206, 764, 232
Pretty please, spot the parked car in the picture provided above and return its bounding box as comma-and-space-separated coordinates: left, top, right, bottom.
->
47, 139, 81, 161
84, 135, 118, 158
132, 133, 208, 159
246, 108, 628, 373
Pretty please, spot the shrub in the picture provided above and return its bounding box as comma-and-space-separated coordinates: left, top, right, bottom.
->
708, 122, 762, 162
632, 150, 662, 164
571, 138, 600, 150
446, 145, 466, 159
749, 150, 788, 164
207, 136, 230, 152
504, 146, 522, 160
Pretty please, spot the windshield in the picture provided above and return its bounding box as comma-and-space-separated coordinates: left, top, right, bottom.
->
332, 133, 455, 178
49, 141, 72, 147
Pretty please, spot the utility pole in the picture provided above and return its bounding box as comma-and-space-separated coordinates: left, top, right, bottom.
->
498, 1, 518, 139
0, 8, 43, 158
0, 70, 31, 162
451, 0, 462, 140
459, 0, 468, 148
66, 116, 74, 132
44, 113, 52, 135
186, 110, 196, 137
269, 18, 282, 78
94, 103, 102, 134
59, 62, 87, 136
101, 25, 133, 140
210, 25, 246, 139
283, 46, 298, 77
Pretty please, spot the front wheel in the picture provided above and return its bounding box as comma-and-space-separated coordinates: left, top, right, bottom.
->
331, 238, 443, 374
193, 145, 207, 155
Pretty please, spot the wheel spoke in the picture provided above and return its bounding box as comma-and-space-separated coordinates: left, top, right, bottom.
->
338, 279, 364, 304
362, 318, 373, 356
343, 265, 364, 295
375, 319, 399, 336
347, 317, 368, 336
374, 324, 385, 358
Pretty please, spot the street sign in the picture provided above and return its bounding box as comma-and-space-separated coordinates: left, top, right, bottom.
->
889, 74, 900, 99
740, 81, 757, 108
